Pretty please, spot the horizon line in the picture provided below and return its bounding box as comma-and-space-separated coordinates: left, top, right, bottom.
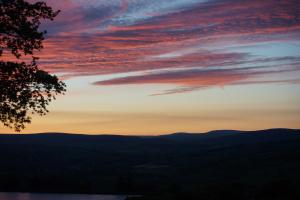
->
0, 128, 298, 137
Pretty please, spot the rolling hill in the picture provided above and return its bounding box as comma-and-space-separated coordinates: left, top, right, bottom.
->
0, 128, 299, 200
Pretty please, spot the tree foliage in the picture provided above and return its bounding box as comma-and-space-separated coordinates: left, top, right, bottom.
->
0, 0, 66, 132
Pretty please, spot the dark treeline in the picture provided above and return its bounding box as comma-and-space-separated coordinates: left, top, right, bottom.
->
0, 128, 300, 200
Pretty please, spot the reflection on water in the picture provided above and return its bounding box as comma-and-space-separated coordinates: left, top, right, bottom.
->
0, 193, 125, 200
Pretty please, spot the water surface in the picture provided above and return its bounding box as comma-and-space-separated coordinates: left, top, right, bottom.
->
0, 192, 125, 200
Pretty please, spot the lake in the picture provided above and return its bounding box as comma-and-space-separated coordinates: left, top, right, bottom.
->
0, 193, 126, 200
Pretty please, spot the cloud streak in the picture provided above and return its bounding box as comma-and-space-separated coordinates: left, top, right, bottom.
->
94, 61, 300, 94
33, 0, 300, 94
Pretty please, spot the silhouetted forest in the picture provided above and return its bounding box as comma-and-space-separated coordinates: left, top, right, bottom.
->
0, 128, 300, 200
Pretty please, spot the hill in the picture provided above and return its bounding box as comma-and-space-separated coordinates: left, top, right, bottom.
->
0, 128, 300, 200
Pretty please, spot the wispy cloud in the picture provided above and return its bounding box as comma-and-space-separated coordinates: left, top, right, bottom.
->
35, 0, 300, 94
93, 61, 300, 94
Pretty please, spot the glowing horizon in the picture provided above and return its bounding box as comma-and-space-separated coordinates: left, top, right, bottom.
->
1, 0, 300, 135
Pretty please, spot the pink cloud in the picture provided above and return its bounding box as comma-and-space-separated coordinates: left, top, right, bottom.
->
27, 0, 300, 94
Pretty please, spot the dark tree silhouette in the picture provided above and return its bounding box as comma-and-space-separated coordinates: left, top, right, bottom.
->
0, 0, 66, 131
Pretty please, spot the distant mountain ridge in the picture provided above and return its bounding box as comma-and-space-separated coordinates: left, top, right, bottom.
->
160, 128, 299, 139
1, 128, 299, 147
0, 128, 300, 199
1, 128, 299, 137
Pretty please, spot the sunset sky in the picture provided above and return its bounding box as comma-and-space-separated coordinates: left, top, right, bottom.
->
1, 0, 300, 134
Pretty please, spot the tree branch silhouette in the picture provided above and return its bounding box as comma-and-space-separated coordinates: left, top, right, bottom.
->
0, 0, 66, 132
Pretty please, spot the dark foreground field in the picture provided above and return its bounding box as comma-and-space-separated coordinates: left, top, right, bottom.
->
0, 128, 300, 200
